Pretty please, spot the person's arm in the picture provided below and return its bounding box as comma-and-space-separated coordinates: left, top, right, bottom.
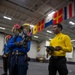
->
26, 41, 31, 52
62, 35, 72, 52
2, 44, 5, 52
7, 36, 23, 48
7, 36, 17, 48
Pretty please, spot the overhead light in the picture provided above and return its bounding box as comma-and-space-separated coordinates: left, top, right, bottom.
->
48, 11, 55, 17
69, 21, 75, 25
47, 30, 52, 33
3, 16, 12, 20
71, 40, 75, 42
30, 24, 34, 28
0, 27, 5, 30
34, 36, 38, 38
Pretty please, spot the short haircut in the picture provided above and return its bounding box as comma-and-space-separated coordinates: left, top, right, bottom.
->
56, 23, 63, 30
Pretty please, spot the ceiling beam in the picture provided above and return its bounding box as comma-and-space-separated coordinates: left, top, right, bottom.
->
6, 0, 35, 12
18, 0, 40, 22
11, 6, 19, 18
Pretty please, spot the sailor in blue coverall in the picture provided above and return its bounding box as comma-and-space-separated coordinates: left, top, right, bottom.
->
20, 23, 32, 61
7, 24, 31, 75
2, 35, 11, 75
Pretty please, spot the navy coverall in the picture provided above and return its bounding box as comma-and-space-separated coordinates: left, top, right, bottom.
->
7, 35, 31, 75
2, 43, 10, 74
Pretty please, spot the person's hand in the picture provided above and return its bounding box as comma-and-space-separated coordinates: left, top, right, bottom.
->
2, 54, 7, 58
46, 48, 52, 55
55, 46, 62, 51
46, 48, 52, 54
46, 48, 49, 52
19, 41, 23, 45
15, 41, 23, 46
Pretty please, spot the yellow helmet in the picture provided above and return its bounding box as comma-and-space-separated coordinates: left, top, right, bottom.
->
22, 23, 30, 28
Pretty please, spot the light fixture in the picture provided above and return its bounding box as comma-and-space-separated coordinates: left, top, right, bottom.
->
69, 21, 75, 25
34, 36, 38, 38
47, 30, 52, 33
71, 40, 75, 42
3, 16, 12, 20
48, 11, 55, 17
0, 27, 5, 30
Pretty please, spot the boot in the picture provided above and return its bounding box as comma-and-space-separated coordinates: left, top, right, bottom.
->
1, 73, 7, 75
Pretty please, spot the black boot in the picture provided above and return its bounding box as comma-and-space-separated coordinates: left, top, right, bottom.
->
1, 73, 7, 75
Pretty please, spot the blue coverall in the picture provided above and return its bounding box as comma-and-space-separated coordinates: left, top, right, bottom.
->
7, 35, 31, 75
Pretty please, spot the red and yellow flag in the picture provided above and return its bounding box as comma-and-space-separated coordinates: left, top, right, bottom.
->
38, 19, 45, 32
53, 8, 63, 24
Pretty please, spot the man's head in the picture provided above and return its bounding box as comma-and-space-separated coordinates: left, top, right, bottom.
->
12, 24, 21, 35
52, 23, 63, 34
21, 23, 30, 34
5, 35, 11, 43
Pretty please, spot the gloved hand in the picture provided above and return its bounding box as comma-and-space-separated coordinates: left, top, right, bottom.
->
15, 42, 23, 47
2, 54, 7, 58
27, 36, 32, 41
23, 43, 28, 48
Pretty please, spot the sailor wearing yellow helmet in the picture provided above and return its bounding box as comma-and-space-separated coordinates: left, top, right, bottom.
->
20, 23, 32, 63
